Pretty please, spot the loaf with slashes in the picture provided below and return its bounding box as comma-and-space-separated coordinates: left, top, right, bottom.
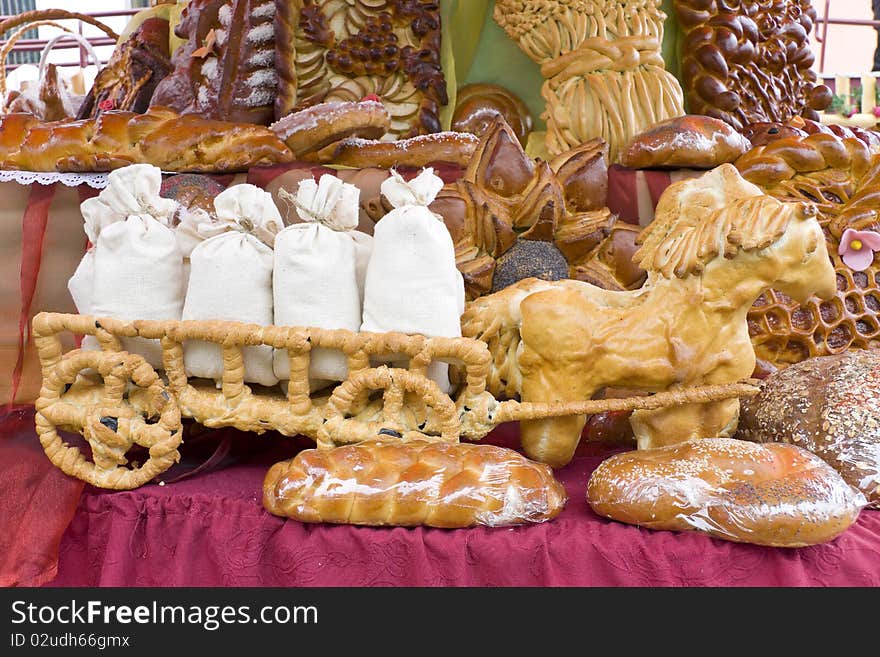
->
263, 440, 568, 528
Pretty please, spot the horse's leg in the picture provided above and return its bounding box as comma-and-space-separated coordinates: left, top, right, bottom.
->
630, 397, 741, 449
629, 355, 752, 449
517, 288, 597, 468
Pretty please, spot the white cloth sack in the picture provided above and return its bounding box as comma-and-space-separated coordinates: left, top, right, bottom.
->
361, 168, 465, 392
180, 184, 283, 387
274, 175, 369, 384
90, 215, 184, 368
67, 164, 182, 367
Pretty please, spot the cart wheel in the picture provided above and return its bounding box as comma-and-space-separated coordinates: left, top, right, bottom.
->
34, 350, 182, 490
318, 366, 461, 449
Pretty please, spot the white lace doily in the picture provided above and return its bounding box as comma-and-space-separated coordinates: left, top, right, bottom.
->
0, 170, 110, 189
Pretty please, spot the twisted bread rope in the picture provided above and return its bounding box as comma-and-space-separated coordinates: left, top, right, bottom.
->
541, 36, 683, 160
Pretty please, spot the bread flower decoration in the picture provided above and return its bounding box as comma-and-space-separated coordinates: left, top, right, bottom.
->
839, 228, 880, 271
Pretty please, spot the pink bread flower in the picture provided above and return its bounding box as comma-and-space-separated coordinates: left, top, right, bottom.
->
839, 228, 880, 271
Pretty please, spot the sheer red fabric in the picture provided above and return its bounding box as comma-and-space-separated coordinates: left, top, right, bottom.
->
0, 407, 83, 587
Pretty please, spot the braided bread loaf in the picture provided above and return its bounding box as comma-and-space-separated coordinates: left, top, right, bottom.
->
0, 107, 293, 172
263, 440, 567, 528
735, 132, 880, 369
673, 0, 831, 130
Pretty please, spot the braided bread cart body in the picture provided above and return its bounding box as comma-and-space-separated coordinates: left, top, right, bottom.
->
30, 311, 758, 491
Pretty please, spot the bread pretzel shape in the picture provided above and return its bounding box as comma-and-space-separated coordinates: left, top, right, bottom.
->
587, 438, 865, 547
264, 440, 567, 528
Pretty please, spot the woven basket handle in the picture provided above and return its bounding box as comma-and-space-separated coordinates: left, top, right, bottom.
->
0, 9, 118, 103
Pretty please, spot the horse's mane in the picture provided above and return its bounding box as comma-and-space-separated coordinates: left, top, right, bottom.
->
633, 195, 797, 279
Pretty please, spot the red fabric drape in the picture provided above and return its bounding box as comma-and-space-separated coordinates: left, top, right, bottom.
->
0, 407, 83, 587
7, 183, 56, 409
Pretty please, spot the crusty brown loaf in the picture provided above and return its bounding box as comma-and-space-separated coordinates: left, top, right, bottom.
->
740, 122, 808, 148
620, 114, 753, 169
149, 0, 278, 125
321, 131, 481, 169
451, 83, 533, 147
587, 438, 865, 547
674, 0, 832, 130
273, 0, 299, 120
77, 17, 172, 119
0, 106, 293, 172
737, 351, 880, 507
270, 99, 391, 158
263, 440, 567, 528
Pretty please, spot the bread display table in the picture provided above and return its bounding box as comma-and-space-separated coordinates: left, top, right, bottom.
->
0, 411, 873, 587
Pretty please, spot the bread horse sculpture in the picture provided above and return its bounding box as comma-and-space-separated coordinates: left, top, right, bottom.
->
461, 164, 837, 467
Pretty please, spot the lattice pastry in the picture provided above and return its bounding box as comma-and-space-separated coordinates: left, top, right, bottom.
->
494, 0, 683, 161
673, 0, 832, 130
150, 0, 278, 125
278, 0, 447, 138
736, 131, 880, 371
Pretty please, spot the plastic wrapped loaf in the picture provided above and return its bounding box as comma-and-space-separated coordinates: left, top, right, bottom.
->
179, 184, 283, 387
67, 163, 182, 368
273, 174, 372, 384
587, 438, 866, 547
263, 440, 567, 528
738, 350, 880, 508
361, 168, 466, 392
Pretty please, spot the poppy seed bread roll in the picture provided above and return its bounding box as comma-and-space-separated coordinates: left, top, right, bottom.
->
587, 438, 865, 547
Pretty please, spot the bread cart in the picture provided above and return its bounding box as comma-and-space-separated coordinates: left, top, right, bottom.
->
31, 312, 759, 489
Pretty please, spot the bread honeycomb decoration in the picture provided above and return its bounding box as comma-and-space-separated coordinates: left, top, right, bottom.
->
736, 128, 880, 373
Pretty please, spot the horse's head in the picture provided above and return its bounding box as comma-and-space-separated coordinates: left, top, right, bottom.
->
634, 165, 836, 304
770, 203, 837, 303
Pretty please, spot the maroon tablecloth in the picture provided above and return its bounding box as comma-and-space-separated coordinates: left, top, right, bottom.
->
35, 424, 880, 588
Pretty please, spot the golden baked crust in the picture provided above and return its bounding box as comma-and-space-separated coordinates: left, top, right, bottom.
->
149, 0, 279, 125
451, 83, 534, 147
493, 1, 683, 160
77, 17, 172, 119
461, 164, 835, 465
321, 130, 480, 168
263, 440, 567, 527
735, 133, 880, 370
587, 438, 865, 547
269, 99, 391, 158
0, 107, 293, 173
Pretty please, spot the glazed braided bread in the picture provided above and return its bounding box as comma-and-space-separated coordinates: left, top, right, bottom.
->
0, 106, 293, 172
263, 440, 567, 528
